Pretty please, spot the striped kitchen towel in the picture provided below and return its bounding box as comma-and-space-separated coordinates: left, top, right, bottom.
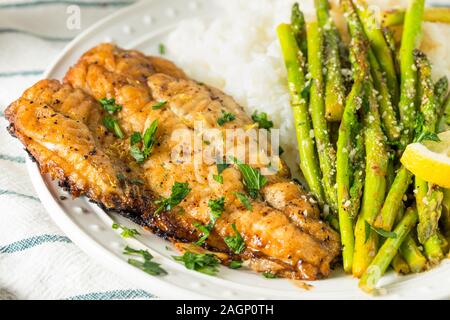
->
0, 0, 155, 300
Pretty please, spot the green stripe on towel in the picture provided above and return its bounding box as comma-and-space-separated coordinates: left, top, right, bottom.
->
66, 289, 154, 300
0, 234, 72, 253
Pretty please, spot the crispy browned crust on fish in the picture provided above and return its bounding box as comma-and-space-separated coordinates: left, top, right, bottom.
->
6, 44, 340, 280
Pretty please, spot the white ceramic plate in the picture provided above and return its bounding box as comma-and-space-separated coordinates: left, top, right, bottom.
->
27, 0, 450, 299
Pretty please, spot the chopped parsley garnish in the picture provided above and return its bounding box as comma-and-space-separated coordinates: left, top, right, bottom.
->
364, 221, 397, 243
112, 223, 140, 238
124, 246, 167, 276
217, 110, 236, 126
116, 172, 126, 181
213, 162, 229, 184
152, 100, 167, 110
213, 174, 223, 184
416, 131, 440, 143
232, 157, 268, 199
414, 113, 441, 143
159, 43, 166, 55
262, 272, 277, 279
130, 119, 158, 163
234, 192, 253, 211
130, 178, 145, 185
99, 98, 122, 114
229, 260, 243, 269
224, 223, 245, 254
194, 196, 226, 245
155, 181, 191, 214
217, 162, 230, 174
103, 116, 124, 139
251, 111, 273, 130
173, 252, 220, 276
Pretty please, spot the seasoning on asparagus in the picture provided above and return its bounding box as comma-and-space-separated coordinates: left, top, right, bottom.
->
353, 0, 399, 106
337, 0, 369, 272
307, 21, 338, 213
277, 23, 325, 205
397, 0, 425, 149
314, 0, 345, 121
341, 0, 389, 277
291, 2, 308, 60
413, 51, 445, 264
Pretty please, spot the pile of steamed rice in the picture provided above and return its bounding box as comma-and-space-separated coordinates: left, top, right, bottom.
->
166, 0, 450, 178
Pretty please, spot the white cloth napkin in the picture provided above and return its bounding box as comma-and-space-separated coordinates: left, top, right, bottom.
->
0, 0, 155, 300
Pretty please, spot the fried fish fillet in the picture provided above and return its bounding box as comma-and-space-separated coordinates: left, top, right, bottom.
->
6, 44, 340, 280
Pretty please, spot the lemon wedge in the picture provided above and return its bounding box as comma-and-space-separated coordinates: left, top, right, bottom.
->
400, 130, 450, 188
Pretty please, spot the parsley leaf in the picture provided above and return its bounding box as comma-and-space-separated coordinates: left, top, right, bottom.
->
152, 100, 167, 110
217, 110, 236, 126
229, 260, 243, 269
130, 145, 146, 163
232, 157, 268, 199
213, 174, 223, 184
365, 221, 397, 243
103, 116, 124, 139
112, 223, 140, 238
124, 246, 167, 276
413, 113, 440, 143
159, 43, 166, 55
99, 98, 122, 114
130, 178, 145, 185
194, 197, 225, 245
130, 132, 142, 145
416, 131, 440, 143
155, 182, 191, 214
224, 223, 245, 254
234, 192, 253, 211
173, 252, 220, 276
213, 162, 229, 184
252, 111, 273, 130
217, 162, 230, 174
262, 272, 277, 279
130, 119, 158, 163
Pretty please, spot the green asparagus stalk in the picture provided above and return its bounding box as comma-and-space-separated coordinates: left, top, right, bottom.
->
348, 128, 365, 217
277, 24, 325, 205
337, 0, 369, 273
392, 254, 410, 274
307, 21, 338, 213
414, 51, 445, 263
368, 49, 402, 142
314, 0, 345, 121
382, 7, 450, 27
353, 80, 389, 277
438, 95, 450, 133
441, 189, 450, 236
399, 233, 427, 273
337, 80, 365, 273
291, 3, 308, 60
359, 206, 419, 293
374, 167, 413, 230
342, 0, 389, 277
423, 232, 445, 265
398, 0, 425, 149
434, 76, 448, 108
353, 0, 399, 106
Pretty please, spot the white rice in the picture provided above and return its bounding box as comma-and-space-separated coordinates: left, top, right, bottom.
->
165, 0, 450, 176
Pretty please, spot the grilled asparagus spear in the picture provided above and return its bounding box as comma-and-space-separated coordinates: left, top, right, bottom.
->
277, 23, 325, 205
314, 0, 345, 121
307, 21, 338, 214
